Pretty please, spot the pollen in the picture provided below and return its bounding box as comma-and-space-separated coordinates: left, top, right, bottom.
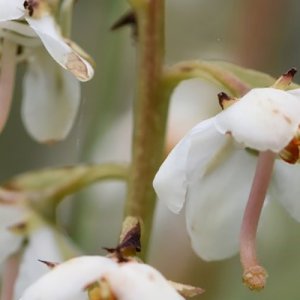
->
23, 0, 51, 18
242, 265, 268, 291
23, 0, 38, 17
279, 128, 300, 164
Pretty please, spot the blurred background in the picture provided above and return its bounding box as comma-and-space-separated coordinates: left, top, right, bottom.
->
2, 0, 300, 299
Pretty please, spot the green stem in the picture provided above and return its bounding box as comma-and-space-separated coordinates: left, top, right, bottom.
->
6, 164, 128, 221
46, 164, 128, 201
44, 164, 127, 220
59, 0, 75, 37
164, 60, 250, 97
125, 0, 166, 259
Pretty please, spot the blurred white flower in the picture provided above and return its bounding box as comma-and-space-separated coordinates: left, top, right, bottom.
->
0, 0, 94, 142
0, 198, 77, 299
0, 203, 25, 263
20, 256, 185, 300
154, 87, 300, 261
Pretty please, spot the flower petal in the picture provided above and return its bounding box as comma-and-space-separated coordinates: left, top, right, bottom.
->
0, 205, 25, 263
22, 48, 80, 143
153, 118, 228, 213
14, 226, 64, 299
20, 256, 118, 300
214, 88, 300, 152
270, 160, 300, 221
0, 0, 24, 21
185, 146, 257, 261
287, 88, 300, 98
106, 263, 184, 300
26, 14, 94, 81
153, 135, 189, 213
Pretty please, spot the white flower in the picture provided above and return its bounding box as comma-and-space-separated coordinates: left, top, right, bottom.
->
0, 203, 25, 262
19, 256, 185, 300
13, 226, 66, 299
153, 87, 300, 261
0, 0, 94, 142
0, 199, 77, 299
0, 0, 94, 81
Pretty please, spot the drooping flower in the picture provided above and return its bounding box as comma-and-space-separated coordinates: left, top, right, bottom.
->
153, 69, 300, 290
0, 0, 94, 142
19, 256, 186, 300
0, 193, 79, 299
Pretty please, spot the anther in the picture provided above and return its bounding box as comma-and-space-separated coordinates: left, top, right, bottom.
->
273, 67, 297, 90
242, 265, 268, 291
217, 92, 237, 110
284, 67, 297, 78
23, 0, 37, 17
279, 137, 300, 164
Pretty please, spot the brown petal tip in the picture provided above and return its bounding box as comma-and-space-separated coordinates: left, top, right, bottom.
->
284, 67, 297, 78
111, 10, 136, 31
218, 92, 236, 110
119, 216, 141, 253
111, 10, 138, 39
273, 67, 297, 90
169, 281, 205, 297
38, 259, 59, 269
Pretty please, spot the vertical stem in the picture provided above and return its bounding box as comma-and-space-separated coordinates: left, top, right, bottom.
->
0, 39, 17, 132
240, 150, 276, 290
125, 0, 166, 259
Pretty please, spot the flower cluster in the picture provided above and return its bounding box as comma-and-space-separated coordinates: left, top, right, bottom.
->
0, 192, 77, 299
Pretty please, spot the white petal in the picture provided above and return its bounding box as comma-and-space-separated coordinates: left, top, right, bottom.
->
0, 0, 24, 21
0, 205, 25, 263
287, 88, 300, 98
106, 263, 184, 300
167, 78, 222, 145
153, 135, 189, 213
14, 226, 64, 299
270, 161, 300, 221
22, 48, 80, 143
153, 118, 228, 213
186, 146, 257, 261
26, 15, 94, 81
20, 256, 118, 300
214, 88, 300, 152
0, 21, 37, 37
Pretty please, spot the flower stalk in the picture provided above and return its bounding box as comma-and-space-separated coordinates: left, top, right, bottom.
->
125, 0, 167, 258
4, 163, 128, 222
240, 150, 276, 290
